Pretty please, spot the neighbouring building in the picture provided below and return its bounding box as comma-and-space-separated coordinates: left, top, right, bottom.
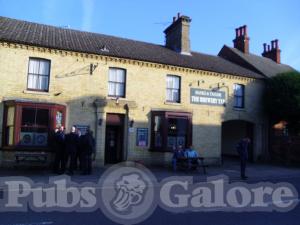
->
0, 15, 294, 167
218, 25, 296, 162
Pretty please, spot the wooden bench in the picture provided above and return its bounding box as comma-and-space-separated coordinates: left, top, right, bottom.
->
176, 157, 207, 174
15, 151, 48, 164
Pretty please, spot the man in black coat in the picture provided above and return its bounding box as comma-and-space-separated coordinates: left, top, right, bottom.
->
65, 126, 79, 175
81, 129, 95, 175
52, 126, 66, 174
236, 137, 251, 180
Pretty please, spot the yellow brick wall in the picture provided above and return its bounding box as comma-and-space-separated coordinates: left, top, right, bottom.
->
0, 43, 266, 166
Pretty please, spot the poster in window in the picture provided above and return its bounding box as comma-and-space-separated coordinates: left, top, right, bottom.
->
136, 128, 148, 147
167, 136, 176, 148
74, 125, 90, 135
56, 111, 63, 127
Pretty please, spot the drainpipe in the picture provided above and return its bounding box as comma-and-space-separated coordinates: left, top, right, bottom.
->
124, 104, 129, 161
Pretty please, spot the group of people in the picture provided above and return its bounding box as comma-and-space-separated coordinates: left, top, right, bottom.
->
172, 145, 199, 171
52, 125, 95, 175
172, 137, 251, 180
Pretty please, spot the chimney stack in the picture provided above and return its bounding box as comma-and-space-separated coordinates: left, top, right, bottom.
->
262, 39, 281, 64
164, 13, 192, 55
233, 25, 250, 54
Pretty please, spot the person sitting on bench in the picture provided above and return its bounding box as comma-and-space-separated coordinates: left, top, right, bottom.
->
172, 145, 185, 171
185, 145, 199, 170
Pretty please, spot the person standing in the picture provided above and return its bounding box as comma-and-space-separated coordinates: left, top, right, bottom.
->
172, 145, 185, 171
236, 137, 251, 180
81, 129, 95, 175
65, 126, 79, 175
52, 126, 66, 174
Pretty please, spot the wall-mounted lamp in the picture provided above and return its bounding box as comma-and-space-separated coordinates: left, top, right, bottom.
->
210, 82, 226, 91
90, 63, 98, 75
129, 119, 134, 128
189, 79, 205, 87
98, 118, 103, 126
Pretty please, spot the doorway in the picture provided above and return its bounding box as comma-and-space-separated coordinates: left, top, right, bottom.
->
105, 114, 125, 164
221, 120, 254, 162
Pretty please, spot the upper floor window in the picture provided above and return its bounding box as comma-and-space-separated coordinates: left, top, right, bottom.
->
27, 58, 50, 92
233, 84, 245, 108
166, 75, 181, 103
108, 68, 126, 98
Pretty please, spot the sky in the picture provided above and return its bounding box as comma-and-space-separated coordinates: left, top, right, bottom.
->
0, 0, 299, 70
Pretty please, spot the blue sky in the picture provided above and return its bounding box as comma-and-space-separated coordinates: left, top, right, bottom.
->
0, 0, 299, 70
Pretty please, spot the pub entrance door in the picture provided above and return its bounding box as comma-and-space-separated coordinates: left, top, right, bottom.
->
105, 114, 125, 164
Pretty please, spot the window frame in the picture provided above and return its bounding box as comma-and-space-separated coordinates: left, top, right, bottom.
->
26, 57, 51, 92
166, 75, 181, 103
1, 101, 65, 150
150, 111, 192, 152
108, 67, 127, 98
233, 84, 245, 109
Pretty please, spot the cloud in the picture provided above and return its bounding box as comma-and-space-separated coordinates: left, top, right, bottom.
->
81, 0, 95, 31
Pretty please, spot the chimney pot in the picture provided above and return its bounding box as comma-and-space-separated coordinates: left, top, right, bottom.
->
177, 12, 180, 19
238, 27, 242, 36
243, 25, 247, 36
233, 25, 250, 54
271, 40, 275, 49
235, 28, 239, 37
275, 39, 279, 49
263, 43, 267, 52
173, 17, 176, 22
262, 39, 281, 63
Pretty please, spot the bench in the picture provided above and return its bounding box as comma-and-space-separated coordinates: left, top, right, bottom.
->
176, 157, 207, 174
15, 151, 48, 164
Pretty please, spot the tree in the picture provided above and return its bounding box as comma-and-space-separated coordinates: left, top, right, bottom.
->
265, 71, 300, 134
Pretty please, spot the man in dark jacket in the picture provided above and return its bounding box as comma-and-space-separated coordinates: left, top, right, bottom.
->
65, 126, 79, 175
81, 129, 95, 175
236, 137, 251, 180
53, 126, 65, 174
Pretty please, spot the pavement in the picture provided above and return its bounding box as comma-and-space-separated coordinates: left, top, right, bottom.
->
0, 158, 299, 183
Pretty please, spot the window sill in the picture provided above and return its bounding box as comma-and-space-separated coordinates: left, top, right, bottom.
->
164, 101, 182, 106
23, 90, 50, 96
233, 107, 246, 111
107, 96, 126, 100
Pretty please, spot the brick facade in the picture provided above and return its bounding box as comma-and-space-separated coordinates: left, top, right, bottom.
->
0, 42, 266, 166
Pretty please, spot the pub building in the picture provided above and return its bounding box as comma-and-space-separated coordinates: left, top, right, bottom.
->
0, 15, 294, 166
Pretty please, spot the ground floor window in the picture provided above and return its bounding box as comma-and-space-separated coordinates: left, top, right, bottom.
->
151, 111, 192, 151
2, 100, 65, 149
